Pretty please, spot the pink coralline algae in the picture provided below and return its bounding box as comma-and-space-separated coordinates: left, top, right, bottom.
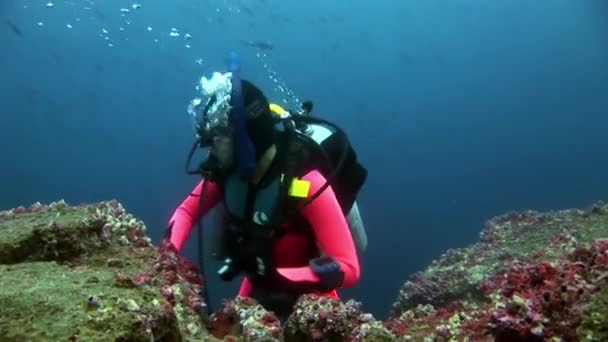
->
132, 271, 152, 286
152, 239, 206, 312
207, 296, 282, 341
284, 294, 395, 341
284, 294, 363, 340
474, 239, 608, 341
384, 202, 608, 341
205, 294, 394, 341
391, 202, 606, 318
0, 201, 55, 220
155, 239, 203, 283
97, 223, 206, 316
385, 239, 608, 341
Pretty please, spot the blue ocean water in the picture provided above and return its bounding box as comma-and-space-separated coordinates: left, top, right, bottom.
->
1, 0, 607, 319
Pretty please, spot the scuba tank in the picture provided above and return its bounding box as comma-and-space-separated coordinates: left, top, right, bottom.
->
286, 101, 368, 255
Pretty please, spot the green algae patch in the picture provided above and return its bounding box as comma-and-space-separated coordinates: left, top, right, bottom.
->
0, 201, 105, 264
0, 200, 218, 342
574, 210, 608, 243
578, 286, 608, 342
0, 261, 180, 341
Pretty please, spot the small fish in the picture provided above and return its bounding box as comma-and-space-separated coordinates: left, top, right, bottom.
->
4, 18, 23, 37
241, 39, 274, 51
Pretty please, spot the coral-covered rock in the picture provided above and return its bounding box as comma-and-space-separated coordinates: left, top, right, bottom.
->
206, 294, 395, 341
391, 201, 608, 317
207, 296, 282, 341
3, 198, 606, 341
284, 294, 395, 341
476, 239, 608, 340
387, 201, 608, 341
0, 199, 215, 341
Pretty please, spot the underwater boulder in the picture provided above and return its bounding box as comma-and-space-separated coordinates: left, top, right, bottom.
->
387, 201, 608, 341
0, 200, 214, 341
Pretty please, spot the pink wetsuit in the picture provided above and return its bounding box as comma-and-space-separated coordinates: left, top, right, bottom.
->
168, 170, 360, 299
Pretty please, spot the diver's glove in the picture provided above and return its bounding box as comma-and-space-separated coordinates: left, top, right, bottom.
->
309, 256, 345, 293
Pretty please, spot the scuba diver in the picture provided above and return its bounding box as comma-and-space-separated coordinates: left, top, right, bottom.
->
163, 52, 368, 320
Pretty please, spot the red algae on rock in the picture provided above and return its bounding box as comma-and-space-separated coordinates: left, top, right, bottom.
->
386, 201, 608, 341
283, 294, 395, 341
207, 296, 282, 341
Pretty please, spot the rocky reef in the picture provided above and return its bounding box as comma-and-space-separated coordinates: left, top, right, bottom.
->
1, 199, 607, 341
0, 200, 211, 341
387, 201, 608, 341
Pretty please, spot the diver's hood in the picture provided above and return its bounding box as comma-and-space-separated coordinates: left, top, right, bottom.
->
186, 53, 276, 179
